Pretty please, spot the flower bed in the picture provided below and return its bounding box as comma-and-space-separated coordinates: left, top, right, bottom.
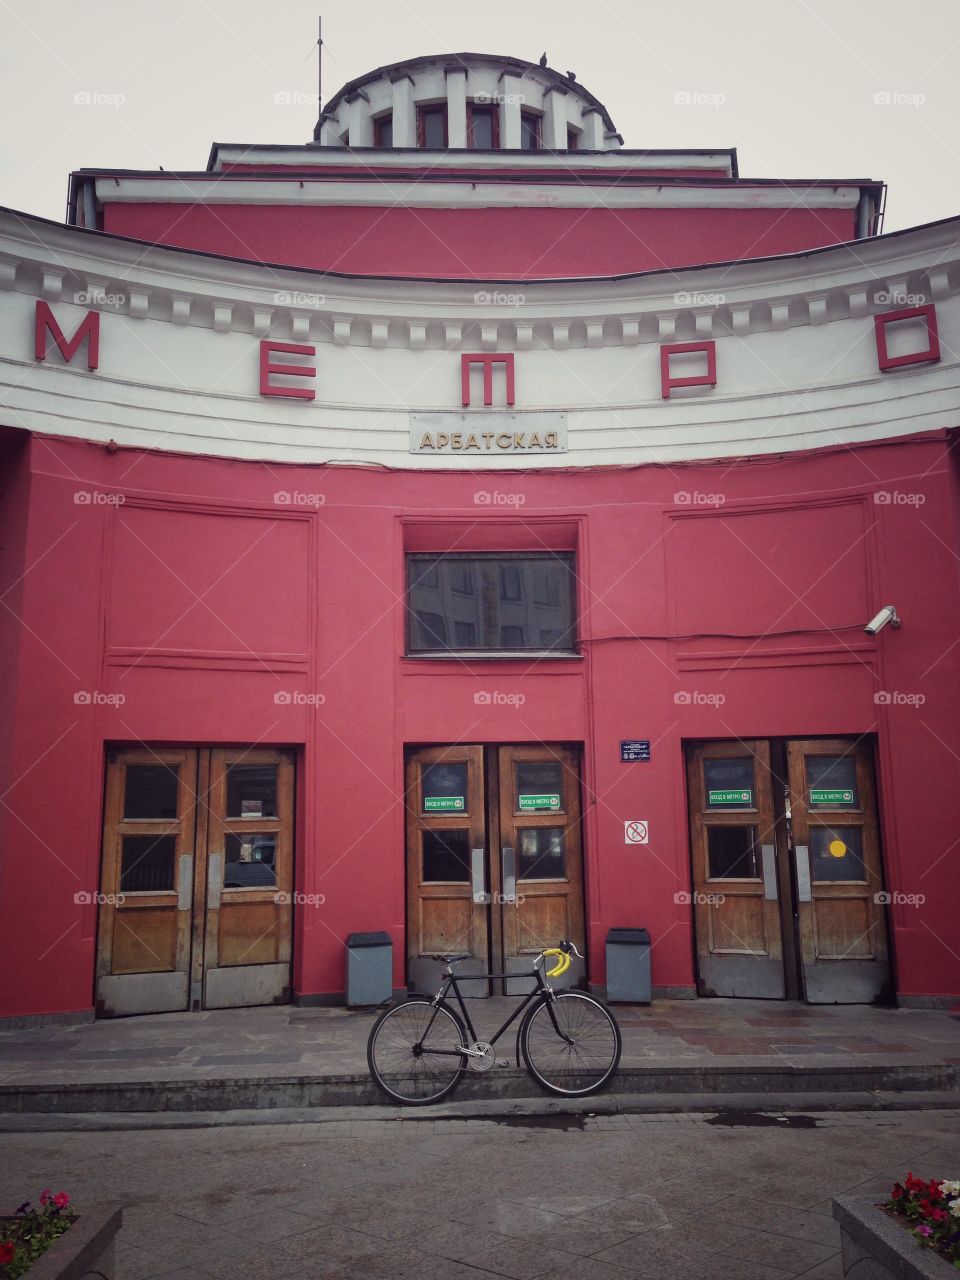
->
884, 1175, 960, 1270
0, 1192, 121, 1279
833, 1179, 960, 1280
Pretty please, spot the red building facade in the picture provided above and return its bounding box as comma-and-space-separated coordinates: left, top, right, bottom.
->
1, 52, 958, 1020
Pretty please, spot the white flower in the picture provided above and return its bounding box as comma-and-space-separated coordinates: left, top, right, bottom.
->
941, 1180, 960, 1197
949, 1197, 960, 1219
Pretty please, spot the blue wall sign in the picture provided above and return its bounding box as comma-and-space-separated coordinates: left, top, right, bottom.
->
620, 740, 651, 762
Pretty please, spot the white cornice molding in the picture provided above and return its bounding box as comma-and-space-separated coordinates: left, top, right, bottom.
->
208, 144, 736, 174
91, 177, 859, 212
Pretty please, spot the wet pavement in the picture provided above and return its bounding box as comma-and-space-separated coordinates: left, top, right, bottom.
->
2, 1105, 959, 1278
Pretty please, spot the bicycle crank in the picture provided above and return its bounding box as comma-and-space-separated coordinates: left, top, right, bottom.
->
462, 1041, 496, 1072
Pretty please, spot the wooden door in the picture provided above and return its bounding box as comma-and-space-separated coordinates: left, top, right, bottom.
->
201, 748, 295, 1009
498, 744, 585, 993
96, 745, 295, 1016
95, 748, 198, 1016
405, 745, 489, 996
787, 738, 890, 1003
686, 741, 786, 998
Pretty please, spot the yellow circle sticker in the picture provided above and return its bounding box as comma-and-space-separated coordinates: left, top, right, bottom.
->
829, 839, 847, 859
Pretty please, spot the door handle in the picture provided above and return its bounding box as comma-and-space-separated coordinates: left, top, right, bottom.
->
761, 844, 778, 901
207, 852, 223, 909
795, 844, 812, 903
471, 847, 489, 904
177, 854, 194, 911
501, 846, 517, 903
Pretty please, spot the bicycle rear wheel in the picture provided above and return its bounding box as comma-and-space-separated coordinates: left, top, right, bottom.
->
520, 991, 622, 1097
367, 997, 467, 1105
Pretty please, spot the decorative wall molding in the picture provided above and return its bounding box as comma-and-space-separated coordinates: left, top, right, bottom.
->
3, 209, 959, 357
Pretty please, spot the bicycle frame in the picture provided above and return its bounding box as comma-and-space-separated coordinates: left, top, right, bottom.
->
416, 963, 573, 1063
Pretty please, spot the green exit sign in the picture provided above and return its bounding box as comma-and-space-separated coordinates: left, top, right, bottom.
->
810, 789, 854, 805
518, 794, 561, 811
424, 796, 464, 812
708, 789, 752, 806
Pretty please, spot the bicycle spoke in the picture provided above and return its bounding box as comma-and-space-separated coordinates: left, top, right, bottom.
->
522, 993, 621, 1096
368, 1000, 466, 1104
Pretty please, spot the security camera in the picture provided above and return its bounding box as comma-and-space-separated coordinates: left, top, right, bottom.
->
864, 605, 901, 636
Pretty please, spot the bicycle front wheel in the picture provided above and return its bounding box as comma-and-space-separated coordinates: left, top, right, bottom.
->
367, 997, 467, 1105
520, 991, 622, 1097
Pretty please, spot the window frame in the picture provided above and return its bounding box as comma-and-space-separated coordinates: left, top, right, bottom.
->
405, 551, 579, 658
467, 101, 500, 149
373, 113, 394, 148
417, 104, 448, 149
519, 109, 542, 151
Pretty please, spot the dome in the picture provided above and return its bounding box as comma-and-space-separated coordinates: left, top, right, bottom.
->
313, 51, 623, 151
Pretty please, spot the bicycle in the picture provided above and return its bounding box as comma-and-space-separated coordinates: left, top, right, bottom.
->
366, 940, 622, 1105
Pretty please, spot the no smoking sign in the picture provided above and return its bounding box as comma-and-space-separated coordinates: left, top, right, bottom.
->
624, 820, 649, 844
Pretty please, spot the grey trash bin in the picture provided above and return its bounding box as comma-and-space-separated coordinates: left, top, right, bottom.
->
605, 927, 652, 1004
346, 931, 393, 1007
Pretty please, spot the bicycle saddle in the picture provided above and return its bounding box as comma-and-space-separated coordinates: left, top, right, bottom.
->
427, 953, 471, 963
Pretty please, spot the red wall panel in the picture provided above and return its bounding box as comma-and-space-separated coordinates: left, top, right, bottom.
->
1, 431, 958, 1017
101, 203, 857, 277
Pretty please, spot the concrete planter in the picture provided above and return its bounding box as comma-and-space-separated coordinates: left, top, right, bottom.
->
1, 1207, 122, 1279
832, 1194, 955, 1279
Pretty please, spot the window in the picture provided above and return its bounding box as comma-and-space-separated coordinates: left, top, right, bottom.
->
520, 110, 542, 150
407, 553, 577, 654
373, 114, 393, 148
566, 127, 580, 151
468, 103, 498, 148
417, 105, 447, 148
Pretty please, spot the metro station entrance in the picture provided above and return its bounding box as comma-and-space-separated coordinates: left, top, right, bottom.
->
405, 744, 585, 996
95, 746, 295, 1016
685, 737, 890, 1003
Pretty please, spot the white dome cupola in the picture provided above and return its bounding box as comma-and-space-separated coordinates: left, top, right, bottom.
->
313, 51, 623, 152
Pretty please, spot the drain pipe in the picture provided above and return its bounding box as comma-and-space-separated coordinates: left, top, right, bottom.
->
855, 188, 873, 239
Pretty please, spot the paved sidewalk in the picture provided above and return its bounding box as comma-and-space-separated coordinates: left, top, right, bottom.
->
2, 1106, 960, 1278
1, 998, 958, 1112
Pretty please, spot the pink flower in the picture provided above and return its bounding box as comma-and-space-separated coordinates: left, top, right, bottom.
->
916, 1225, 933, 1237
52, 1192, 70, 1209
38, 1189, 51, 1207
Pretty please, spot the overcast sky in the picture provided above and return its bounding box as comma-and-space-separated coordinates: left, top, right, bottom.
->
1, 0, 957, 234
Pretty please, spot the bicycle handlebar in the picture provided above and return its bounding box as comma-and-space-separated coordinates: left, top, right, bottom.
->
540, 939, 584, 977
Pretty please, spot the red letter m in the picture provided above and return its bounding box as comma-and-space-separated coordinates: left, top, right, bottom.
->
35, 301, 100, 370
